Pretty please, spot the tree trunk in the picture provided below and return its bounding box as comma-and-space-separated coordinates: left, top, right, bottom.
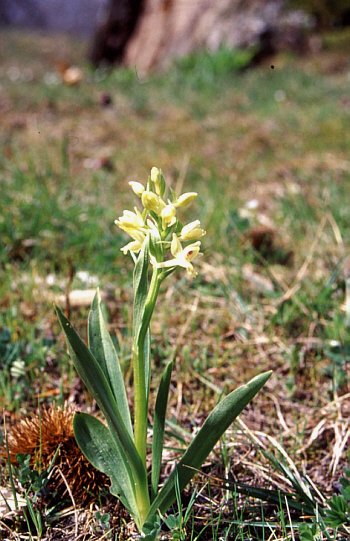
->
89, 0, 144, 66
90, 0, 309, 72
124, 0, 287, 74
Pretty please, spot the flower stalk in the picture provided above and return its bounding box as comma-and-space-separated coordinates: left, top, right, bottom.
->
133, 267, 163, 466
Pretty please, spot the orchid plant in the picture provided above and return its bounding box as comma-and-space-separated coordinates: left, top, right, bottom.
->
56, 167, 271, 537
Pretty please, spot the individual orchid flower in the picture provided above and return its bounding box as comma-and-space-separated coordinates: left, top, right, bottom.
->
161, 203, 177, 229
120, 229, 146, 254
141, 191, 166, 215
157, 233, 202, 278
179, 220, 206, 241
115, 207, 145, 232
173, 192, 198, 208
129, 181, 145, 197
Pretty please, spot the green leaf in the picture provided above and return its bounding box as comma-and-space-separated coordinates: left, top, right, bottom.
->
163, 514, 180, 530
151, 360, 173, 500
88, 289, 133, 437
133, 235, 150, 344
158, 170, 166, 199
146, 370, 272, 519
340, 467, 350, 501
148, 227, 163, 263
299, 523, 318, 541
140, 514, 161, 541
55, 305, 147, 488
73, 412, 138, 517
324, 495, 350, 528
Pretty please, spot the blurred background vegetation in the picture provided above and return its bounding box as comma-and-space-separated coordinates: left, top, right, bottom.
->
1, 20, 348, 413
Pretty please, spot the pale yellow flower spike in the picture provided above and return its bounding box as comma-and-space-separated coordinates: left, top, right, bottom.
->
157, 233, 202, 278
116, 168, 204, 272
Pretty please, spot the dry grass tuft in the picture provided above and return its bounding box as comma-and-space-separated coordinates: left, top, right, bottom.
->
3, 406, 109, 504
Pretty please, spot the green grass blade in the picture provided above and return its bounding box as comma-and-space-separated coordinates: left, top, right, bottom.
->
230, 482, 316, 514
258, 446, 317, 509
73, 412, 138, 517
146, 370, 272, 519
55, 305, 147, 487
4, 431, 19, 511
151, 360, 173, 500
88, 289, 133, 437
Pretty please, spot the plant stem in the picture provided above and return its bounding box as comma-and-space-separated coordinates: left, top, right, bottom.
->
134, 482, 151, 529
133, 268, 162, 468
132, 267, 163, 526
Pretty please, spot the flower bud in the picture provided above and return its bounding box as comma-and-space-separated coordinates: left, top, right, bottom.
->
150, 167, 166, 197
173, 192, 198, 208
129, 181, 145, 197
151, 167, 160, 184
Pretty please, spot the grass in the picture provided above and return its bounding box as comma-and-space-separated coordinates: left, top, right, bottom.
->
0, 28, 349, 540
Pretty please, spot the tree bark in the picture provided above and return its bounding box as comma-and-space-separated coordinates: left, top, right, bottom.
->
123, 0, 289, 74
90, 0, 309, 72
89, 0, 144, 66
